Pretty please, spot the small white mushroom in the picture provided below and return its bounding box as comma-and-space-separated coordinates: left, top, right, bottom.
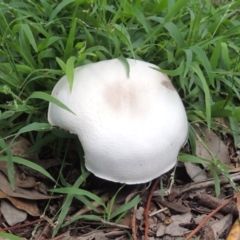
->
48, 58, 188, 184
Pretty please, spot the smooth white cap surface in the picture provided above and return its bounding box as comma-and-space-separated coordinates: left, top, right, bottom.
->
48, 58, 188, 184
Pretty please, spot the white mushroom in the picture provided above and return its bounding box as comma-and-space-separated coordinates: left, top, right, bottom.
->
48, 58, 188, 184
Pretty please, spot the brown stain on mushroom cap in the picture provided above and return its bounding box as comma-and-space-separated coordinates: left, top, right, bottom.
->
103, 74, 176, 118
161, 80, 176, 91
103, 80, 148, 118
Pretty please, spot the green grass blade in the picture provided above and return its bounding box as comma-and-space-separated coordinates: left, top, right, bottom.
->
56, 57, 66, 72
110, 195, 140, 219
131, 6, 151, 34
50, 187, 107, 210
158, 61, 185, 76
52, 171, 90, 237
113, 24, 135, 58
27, 91, 75, 115
0, 156, 56, 183
221, 42, 230, 70
107, 185, 124, 220
62, 214, 103, 227
229, 117, 240, 148
209, 167, 220, 197
191, 46, 214, 87
118, 56, 130, 77
179, 153, 210, 165
0, 233, 22, 240
164, 0, 189, 22
16, 122, 52, 135
210, 41, 221, 69
22, 24, 38, 52
191, 62, 212, 128
49, 0, 75, 21
65, 56, 77, 92
164, 22, 185, 48
64, 18, 77, 61
0, 138, 15, 189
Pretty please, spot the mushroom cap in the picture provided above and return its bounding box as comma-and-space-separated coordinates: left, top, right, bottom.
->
48, 58, 188, 184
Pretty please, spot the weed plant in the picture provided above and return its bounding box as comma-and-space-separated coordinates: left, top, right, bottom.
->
0, 0, 240, 237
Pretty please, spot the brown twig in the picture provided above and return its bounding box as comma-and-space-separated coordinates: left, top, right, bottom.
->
153, 172, 240, 198
144, 178, 160, 240
184, 194, 238, 240
50, 233, 68, 240
101, 220, 130, 229
196, 193, 238, 216
131, 206, 137, 240
2, 218, 45, 231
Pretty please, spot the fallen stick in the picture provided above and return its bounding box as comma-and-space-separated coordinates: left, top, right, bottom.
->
153, 172, 240, 197
184, 194, 238, 240
196, 193, 238, 216
131, 206, 137, 240
144, 178, 160, 240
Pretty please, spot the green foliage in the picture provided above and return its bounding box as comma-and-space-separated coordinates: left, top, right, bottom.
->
0, 0, 239, 132
0, 0, 240, 236
0, 232, 22, 240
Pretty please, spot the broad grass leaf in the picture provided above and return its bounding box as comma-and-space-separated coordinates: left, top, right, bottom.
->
50, 187, 106, 210
158, 61, 185, 76
0, 156, 56, 183
64, 18, 77, 61
65, 56, 77, 92
52, 171, 90, 237
0, 233, 22, 240
38, 36, 63, 52
229, 117, 240, 147
188, 126, 196, 155
164, 22, 185, 48
112, 35, 121, 57
0, 110, 14, 120
51, 128, 75, 138
179, 154, 210, 165
118, 56, 130, 77
56, 57, 66, 72
110, 195, 140, 219
131, 6, 151, 35
191, 62, 211, 128
210, 41, 221, 69
150, 0, 168, 13
27, 91, 75, 115
19, 26, 37, 68
221, 42, 230, 70
0, 104, 35, 113
191, 46, 214, 86
183, 49, 193, 77
3, 122, 52, 174
209, 167, 220, 197
63, 214, 103, 227
75, 195, 99, 213
85, 46, 110, 55
49, 0, 75, 21
16, 123, 52, 135
30, 22, 50, 38
212, 109, 240, 119
164, 0, 189, 22
25, 133, 56, 154
113, 24, 135, 58
0, 67, 20, 88
83, 26, 94, 47
219, 78, 240, 100
222, 25, 240, 38
107, 185, 125, 220
22, 24, 38, 52
0, 138, 15, 189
